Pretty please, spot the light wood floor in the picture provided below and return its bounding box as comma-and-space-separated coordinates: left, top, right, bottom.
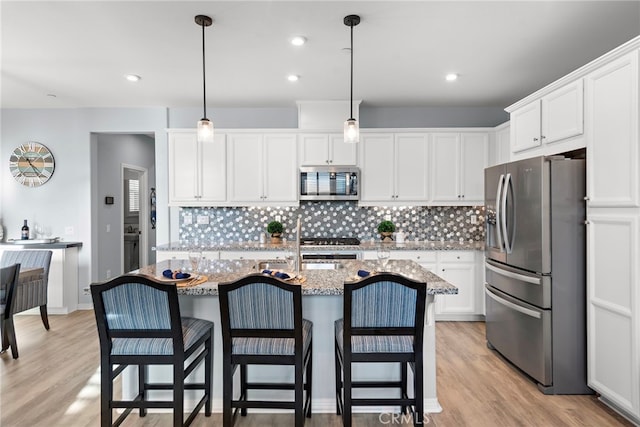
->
0, 311, 632, 427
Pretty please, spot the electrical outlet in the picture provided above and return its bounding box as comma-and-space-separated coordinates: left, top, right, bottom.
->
384, 214, 391, 221
183, 214, 193, 225
83, 287, 90, 295
275, 215, 282, 222
196, 215, 209, 225
470, 215, 478, 224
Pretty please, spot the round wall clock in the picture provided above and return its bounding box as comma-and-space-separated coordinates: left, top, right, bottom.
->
9, 142, 55, 187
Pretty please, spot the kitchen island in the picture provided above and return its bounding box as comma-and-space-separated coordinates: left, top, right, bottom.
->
131, 258, 457, 414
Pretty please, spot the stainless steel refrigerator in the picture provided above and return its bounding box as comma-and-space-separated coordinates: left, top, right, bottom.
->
484, 155, 591, 394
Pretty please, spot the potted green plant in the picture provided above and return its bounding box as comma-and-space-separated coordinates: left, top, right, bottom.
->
267, 220, 284, 244
377, 220, 396, 242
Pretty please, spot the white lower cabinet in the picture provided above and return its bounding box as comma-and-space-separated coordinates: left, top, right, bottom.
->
586, 213, 640, 422
363, 249, 482, 321
155, 250, 220, 262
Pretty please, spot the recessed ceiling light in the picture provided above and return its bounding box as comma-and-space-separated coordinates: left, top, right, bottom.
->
290, 36, 306, 46
445, 73, 458, 82
287, 75, 300, 82
125, 74, 141, 82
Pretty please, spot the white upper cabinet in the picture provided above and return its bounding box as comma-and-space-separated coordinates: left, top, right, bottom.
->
359, 133, 429, 204
227, 133, 298, 205
431, 133, 488, 205
488, 123, 510, 166
586, 50, 639, 208
509, 79, 584, 155
299, 133, 357, 166
168, 130, 226, 206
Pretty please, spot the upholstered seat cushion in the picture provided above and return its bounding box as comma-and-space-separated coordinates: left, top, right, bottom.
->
111, 317, 213, 356
232, 319, 312, 355
334, 319, 414, 354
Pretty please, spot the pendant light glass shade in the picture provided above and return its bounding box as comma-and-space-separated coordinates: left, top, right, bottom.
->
344, 118, 359, 143
343, 15, 360, 144
195, 15, 213, 143
197, 118, 214, 143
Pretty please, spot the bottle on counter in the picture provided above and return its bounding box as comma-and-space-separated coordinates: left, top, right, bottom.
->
21, 219, 29, 240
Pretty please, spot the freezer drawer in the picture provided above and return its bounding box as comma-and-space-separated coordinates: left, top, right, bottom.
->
485, 259, 551, 309
485, 285, 552, 386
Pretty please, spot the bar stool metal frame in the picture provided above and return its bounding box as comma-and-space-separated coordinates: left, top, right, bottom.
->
91, 274, 213, 427
334, 272, 427, 427
218, 273, 313, 427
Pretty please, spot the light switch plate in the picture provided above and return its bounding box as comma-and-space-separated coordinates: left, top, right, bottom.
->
470, 215, 478, 224
196, 215, 210, 225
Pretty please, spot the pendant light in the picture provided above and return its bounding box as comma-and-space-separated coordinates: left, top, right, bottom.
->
343, 14, 360, 144
195, 15, 214, 143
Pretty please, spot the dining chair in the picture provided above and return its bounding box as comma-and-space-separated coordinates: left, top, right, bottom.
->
0, 263, 21, 359
91, 274, 213, 427
218, 273, 313, 427
0, 250, 52, 330
334, 272, 427, 427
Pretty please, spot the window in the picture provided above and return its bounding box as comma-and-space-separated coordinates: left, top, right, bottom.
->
128, 179, 139, 214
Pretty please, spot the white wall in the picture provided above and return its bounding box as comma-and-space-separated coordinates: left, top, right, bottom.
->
1, 107, 169, 307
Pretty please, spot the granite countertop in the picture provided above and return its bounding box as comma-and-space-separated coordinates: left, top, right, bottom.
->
136, 259, 458, 297
156, 240, 484, 252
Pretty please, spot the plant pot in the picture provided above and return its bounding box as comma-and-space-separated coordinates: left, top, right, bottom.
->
380, 232, 394, 242
271, 233, 283, 244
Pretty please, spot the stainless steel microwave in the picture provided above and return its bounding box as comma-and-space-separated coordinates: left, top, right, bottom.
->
299, 166, 359, 201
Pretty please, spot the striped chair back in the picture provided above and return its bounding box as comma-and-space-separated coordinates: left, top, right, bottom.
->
351, 280, 417, 328
91, 275, 184, 356
1, 250, 52, 282
226, 282, 295, 330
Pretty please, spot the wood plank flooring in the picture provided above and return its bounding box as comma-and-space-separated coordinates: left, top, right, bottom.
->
0, 311, 632, 426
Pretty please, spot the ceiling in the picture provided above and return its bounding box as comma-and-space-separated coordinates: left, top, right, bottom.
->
2, 1, 639, 110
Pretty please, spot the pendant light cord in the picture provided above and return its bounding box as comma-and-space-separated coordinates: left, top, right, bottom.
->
349, 21, 354, 120
201, 21, 207, 118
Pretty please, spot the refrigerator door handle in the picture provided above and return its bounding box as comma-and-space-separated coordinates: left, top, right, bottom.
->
485, 288, 541, 319
501, 172, 513, 253
485, 261, 541, 285
495, 174, 505, 251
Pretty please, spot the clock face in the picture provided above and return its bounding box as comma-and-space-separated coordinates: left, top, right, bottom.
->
9, 142, 55, 187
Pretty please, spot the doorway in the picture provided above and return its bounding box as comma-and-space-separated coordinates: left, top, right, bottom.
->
122, 164, 148, 272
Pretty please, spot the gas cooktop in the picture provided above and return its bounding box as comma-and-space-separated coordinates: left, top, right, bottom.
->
300, 237, 361, 246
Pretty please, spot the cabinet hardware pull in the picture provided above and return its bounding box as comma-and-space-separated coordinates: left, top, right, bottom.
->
541, 135, 546, 139
583, 196, 590, 201
533, 137, 539, 141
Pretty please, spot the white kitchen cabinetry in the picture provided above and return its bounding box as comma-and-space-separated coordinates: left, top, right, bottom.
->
489, 122, 510, 166
299, 133, 357, 166
586, 51, 639, 208
168, 130, 226, 206
227, 133, 298, 205
585, 47, 640, 424
431, 133, 488, 205
362, 249, 482, 321
434, 251, 478, 320
509, 79, 584, 156
359, 133, 429, 204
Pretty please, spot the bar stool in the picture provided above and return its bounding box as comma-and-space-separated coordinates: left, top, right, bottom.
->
91, 274, 213, 426
218, 273, 313, 427
334, 272, 427, 427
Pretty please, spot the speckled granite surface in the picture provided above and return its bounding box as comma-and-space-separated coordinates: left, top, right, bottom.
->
156, 240, 485, 252
137, 259, 457, 296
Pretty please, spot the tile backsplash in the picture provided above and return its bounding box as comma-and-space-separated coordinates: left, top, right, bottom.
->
179, 202, 484, 245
